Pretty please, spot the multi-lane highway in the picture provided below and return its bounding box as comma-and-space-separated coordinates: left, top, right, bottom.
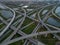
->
0, 2, 60, 45
0, 3, 15, 37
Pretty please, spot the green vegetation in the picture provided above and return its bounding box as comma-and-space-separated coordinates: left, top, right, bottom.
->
0, 3, 60, 45
0, 24, 5, 29
38, 35, 58, 45
37, 26, 58, 45
21, 18, 32, 27
22, 23, 37, 34
0, 30, 13, 43
9, 34, 24, 45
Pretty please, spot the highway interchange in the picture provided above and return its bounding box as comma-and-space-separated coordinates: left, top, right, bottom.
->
0, 2, 60, 45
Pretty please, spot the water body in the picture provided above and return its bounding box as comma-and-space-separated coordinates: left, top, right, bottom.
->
46, 7, 60, 27
55, 6, 60, 16
30, 13, 36, 18
42, 10, 48, 15
0, 3, 7, 9
47, 17, 60, 27
0, 10, 13, 18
